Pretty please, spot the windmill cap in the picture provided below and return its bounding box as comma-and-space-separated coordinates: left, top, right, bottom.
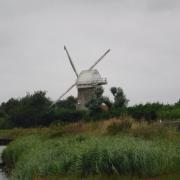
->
77, 69, 107, 88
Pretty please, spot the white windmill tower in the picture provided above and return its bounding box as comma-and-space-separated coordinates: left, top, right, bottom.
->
51, 46, 110, 110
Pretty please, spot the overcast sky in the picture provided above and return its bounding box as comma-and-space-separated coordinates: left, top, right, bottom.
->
0, 0, 180, 105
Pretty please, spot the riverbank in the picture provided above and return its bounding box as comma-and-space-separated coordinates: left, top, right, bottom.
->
0, 146, 8, 180
1, 119, 180, 180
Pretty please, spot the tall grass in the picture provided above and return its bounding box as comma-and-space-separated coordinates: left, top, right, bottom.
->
107, 119, 132, 134
3, 134, 180, 180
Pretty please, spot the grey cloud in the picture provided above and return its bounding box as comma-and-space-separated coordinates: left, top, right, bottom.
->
0, 0, 179, 105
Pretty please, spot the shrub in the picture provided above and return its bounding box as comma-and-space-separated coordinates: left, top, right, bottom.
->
53, 109, 86, 123
110, 108, 127, 118
127, 103, 164, 121
56, 96, 77, 109
86, 111, 111, 121
158, 107, 180, 120
0, 117, 13, 129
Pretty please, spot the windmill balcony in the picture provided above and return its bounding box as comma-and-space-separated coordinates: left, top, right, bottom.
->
77, 78, 107, 88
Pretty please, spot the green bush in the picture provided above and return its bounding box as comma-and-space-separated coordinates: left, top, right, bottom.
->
158, 107, 180, 120
86, 111, 111, 121
0, 117, 13, 129
127, 103, 164, 121
56, 96, 77, 109
110, 108, 127, 117
53, 109, 86, 123
85, 108, 127, 121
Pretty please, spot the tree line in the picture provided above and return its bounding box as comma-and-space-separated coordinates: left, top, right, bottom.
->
0, 87, 179, 128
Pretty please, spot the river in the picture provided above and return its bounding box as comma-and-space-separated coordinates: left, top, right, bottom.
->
0, 146, 8, 180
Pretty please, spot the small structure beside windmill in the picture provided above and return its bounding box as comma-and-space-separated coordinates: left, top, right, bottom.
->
51, 46, 110, 110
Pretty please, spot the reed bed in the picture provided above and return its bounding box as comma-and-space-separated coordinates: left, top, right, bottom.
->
2, 134, 180, 180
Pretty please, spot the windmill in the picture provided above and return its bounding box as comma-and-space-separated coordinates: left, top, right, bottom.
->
51, 46, 110, 110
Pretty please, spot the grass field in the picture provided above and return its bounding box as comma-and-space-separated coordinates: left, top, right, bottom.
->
1, 118, 180, 180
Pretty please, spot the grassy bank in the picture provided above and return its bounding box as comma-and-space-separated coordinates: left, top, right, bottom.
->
2, 119, 180, 180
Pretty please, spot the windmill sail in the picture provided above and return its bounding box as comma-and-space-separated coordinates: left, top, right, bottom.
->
89, 49, 110, 70
64, 46, 79, 78
50, 83, 77, 107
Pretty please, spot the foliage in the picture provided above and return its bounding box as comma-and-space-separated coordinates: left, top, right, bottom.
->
175, 99, 180, 107
0, 117, 13, 129
94, 86, 104, 98
56, 96, 77, 110
110, 87, 129, 108
158, 107, 180, 120
0, 91, 51, 128
52, 108, 86, 123
86, 87, 112, 113
0, 98, 19, 115
0, 87, 180, 128
3, 134, 180, 180
127, 103, 164, 121
86, 97, 102, 113
87, 111, 112, 121
109, 107, 127, 117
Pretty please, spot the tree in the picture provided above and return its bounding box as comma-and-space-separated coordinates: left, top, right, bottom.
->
0, 98, 19, 115
86, 87, 112, 112
57, 96, 77, 109
1, 91, 52, 127
86, 87, 104, 112
127, 102, 164, 121
95, 87, 104, 98
110, 87, 129, 108
175, 99, 180, 107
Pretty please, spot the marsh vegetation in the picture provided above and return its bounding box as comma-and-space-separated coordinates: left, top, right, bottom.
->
1, 119, 180, 180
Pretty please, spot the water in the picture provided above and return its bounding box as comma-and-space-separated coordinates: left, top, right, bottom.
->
0, 146, 7, 180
